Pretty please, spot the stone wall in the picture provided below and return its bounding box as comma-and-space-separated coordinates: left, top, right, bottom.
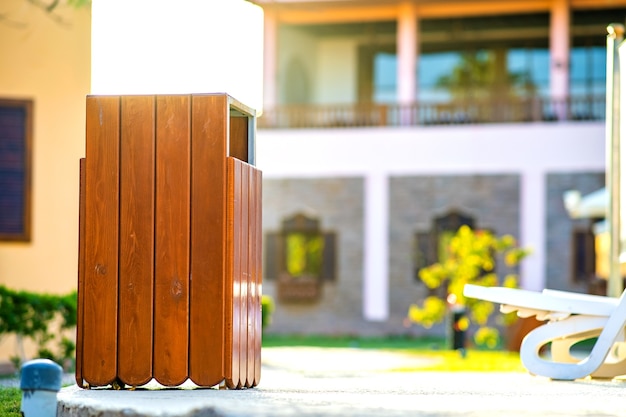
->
388, 174, 521, 337
262, 172, 602, 337
545, 172, 604, 292
262, 177, 369, 334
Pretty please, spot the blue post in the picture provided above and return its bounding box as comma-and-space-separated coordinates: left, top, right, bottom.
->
20, 359, 63, 417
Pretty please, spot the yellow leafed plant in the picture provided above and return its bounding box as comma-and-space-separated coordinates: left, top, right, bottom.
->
408, 225, 531, 348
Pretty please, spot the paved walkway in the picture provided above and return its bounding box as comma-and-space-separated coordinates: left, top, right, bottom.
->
57, 347, 626, 417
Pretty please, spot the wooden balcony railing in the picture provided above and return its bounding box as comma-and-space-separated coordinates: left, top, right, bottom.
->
258, 95, 605, 129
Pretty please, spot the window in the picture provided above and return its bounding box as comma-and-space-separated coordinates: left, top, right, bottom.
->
0, 99, 33, 242
265, 212, 336, 302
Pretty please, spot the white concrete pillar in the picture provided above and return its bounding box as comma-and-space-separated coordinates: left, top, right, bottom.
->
550, 0, 570, 120
520, 170, 546, 291
363, 172, 389, 321
396, 2, 417, 105
263, 8, 278, 113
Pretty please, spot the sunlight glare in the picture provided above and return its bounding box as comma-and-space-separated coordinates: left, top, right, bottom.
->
91, 0, 264, 113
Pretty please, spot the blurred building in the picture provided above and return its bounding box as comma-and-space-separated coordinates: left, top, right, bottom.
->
250, 0, 625, 336
1, 0, 625, 362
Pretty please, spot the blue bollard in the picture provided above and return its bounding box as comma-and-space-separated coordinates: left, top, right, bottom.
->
20, 359, 63, 417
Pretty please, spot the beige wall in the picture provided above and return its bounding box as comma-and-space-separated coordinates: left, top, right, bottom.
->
0, 1, 90, 296
0, 0, 90, 367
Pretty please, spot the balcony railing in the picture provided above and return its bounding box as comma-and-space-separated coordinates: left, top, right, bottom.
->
258, 95, 605, 129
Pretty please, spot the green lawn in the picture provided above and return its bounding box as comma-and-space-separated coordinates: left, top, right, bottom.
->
262, 334, 447, 350
262, 334, 526, 373
0, 388, 20, 417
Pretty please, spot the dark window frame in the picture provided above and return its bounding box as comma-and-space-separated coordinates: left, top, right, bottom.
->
0, 98, 33, 242
571, 223, 597, 284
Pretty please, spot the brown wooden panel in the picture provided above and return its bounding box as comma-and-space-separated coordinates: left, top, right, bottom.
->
254, 168, 263, 386
118, 96, 155, 387
252, 166, 262, 387
75, 158, 86, 387
229, 116, 248, 162
154, 95, 190, 386
83, 96, 120, 387
240, 162, 251, 387
233, 158, 243, 388
189, 94, 228, 387
246, 164, 256, 388
225, 157, 241, 388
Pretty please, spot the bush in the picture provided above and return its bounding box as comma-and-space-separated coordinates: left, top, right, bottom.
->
261, 295, 274, 330
408, 226, 530, 348
0, 286, 76, 370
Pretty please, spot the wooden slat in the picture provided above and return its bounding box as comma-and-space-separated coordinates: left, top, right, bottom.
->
118, 96, 155, 387
75, 158, 86, 387
240, 163, 251, 387
254, 167, 263, 386
189, 94, 228, 387
83, 96, 120, 387
154, 95, 190, 386
225, 157, 241, 388
248, 166, 261, 387
233, 160, 241, 386
246, 164, 256, 388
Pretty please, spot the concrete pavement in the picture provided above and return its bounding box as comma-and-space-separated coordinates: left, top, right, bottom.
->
57, 347, 626, 417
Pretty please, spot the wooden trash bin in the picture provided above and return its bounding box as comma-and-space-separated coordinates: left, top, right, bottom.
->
76, 94, 262, 389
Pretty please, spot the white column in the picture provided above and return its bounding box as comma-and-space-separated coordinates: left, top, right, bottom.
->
263, 9, 278, 113
396, 2, 417, 105
363, 172, 389, 321
550, 0, 570, 120
520, 171, 546, 291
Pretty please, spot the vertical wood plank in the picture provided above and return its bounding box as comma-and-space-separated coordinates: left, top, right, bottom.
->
246, 164, 255, 388
240, 162, 250, 387
118, 96, 155, 387
189, 94, 228, 387
225, 157, 241, 388
154, 95, 190, 386
83, 96, 120, 387
75, 158, 86, 387
233, 158, 243, 389
254, 168, 263, 386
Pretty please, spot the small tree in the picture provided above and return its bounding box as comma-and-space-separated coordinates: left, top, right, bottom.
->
408, 225, 530, 348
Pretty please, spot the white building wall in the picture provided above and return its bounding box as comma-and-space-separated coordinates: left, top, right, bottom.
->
257, 122, 606, 319
278, 26, 318, 104
316, 38, 358, 104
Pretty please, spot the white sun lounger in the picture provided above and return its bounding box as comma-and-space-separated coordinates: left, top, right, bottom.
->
463, 284, 626, 380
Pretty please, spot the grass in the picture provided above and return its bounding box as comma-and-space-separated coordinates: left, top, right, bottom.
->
0, 387, 20, 417
262, 334, 446, 350
393, 349, 525, 372
262, 334, 526, 373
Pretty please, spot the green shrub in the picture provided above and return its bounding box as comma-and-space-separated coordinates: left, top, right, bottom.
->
0, 286, 76, 370
261, 295, 274, 330
408, 226, 530, 348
